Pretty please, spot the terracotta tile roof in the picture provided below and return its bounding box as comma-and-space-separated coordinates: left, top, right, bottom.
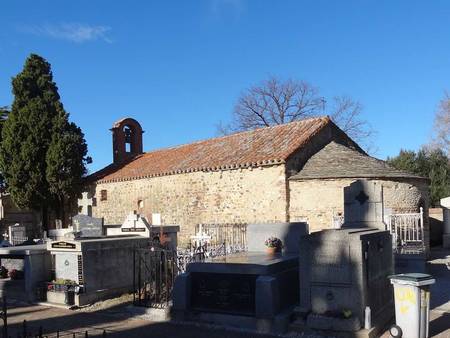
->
88, 116, 330, 183
290, 141, 427, 181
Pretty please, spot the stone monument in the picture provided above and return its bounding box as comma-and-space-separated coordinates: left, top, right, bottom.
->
72, 214, 104, 238
8, 223, 28, 245
441, 196, 450, 248
105, 211, 180, 250
172, 222, 308, 334
298, 180, 393, 336
77, 192, 95, 217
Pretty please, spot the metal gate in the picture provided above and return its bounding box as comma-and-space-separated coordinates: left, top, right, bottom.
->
133, 248, 177, 308
388, 207, 424, 252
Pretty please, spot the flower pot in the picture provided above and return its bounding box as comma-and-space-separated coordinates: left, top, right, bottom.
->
266, 247, 280, 256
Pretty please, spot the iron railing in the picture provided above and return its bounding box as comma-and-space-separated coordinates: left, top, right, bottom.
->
193, 223, 247, 255
388, 207, 424, 251
133, 247, 177, 308
331, 214, 344, 229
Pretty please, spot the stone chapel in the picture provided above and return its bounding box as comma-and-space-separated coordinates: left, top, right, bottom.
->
86, 116, 429, 245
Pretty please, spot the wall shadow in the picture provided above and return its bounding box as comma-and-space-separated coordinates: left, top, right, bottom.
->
4, 301, 281, 338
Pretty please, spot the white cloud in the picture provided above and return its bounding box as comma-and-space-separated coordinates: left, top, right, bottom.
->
21, 23, 112, 44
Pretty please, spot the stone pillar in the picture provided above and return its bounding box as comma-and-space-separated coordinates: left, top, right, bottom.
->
171, 272, 191, 320
441, 197, 450, 248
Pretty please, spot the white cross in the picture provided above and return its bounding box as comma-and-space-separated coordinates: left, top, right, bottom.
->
78, 192, 93, 216
190, 224, 211, 248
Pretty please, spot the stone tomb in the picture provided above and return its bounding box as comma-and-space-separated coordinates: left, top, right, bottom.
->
0, 244, 51, 302
298, 180, 393, 335
172, 222, 308, 334
105, 212, 180, 250
47, 236, 149, 306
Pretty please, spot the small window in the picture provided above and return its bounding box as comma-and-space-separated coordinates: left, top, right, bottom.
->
138, 200, 144, 209
100, 190, 107, 201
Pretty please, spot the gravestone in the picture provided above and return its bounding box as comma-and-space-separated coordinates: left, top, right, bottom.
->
105, 211, 180, 250
247, 222, 307, 254
8, 224, 27, 245
72, 214, 103, 238
299, 180, 393, 335
121, 212, 150, 234
343, 180, 384, 228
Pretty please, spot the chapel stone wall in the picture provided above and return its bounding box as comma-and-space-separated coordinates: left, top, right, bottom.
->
90, 165, 288, 245
289, 178, 430, 250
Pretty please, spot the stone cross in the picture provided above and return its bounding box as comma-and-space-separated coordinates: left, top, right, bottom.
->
123, 211, 141, 228
77, 192, 93, 216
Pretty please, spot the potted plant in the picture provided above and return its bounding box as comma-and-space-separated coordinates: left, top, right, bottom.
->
264, 237, 283, 255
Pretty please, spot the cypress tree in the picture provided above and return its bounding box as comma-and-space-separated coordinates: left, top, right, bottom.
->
0, 54, 89, 230
0, 107, 9, 191
46, 111, 89, 222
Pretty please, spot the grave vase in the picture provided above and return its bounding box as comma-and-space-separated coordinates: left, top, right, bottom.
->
266, 246, 280, 256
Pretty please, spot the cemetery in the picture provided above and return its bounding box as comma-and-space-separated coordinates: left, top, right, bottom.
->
19, 113, 437, 337
0, 143, 448, 338
0, 58, 448, 338
0, 175, 447, 337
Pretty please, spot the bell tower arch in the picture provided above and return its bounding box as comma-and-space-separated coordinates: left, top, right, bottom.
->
110, 118, 144, 164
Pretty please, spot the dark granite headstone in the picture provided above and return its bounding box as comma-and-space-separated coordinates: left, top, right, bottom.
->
343, 180, 384, 228
246, 222, 308, 254
72, 214, 103, 237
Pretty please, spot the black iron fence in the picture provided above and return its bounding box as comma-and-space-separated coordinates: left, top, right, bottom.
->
133, 247, 177, 308
6, 320, 107, 337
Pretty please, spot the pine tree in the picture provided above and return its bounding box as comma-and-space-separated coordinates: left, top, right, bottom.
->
0, 54, 89, 230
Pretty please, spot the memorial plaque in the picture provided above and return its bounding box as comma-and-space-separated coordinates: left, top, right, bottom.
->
51, 241, 76, 249
191, 272, 257, 315
121, 227, 146, 232
55, 252, 79, 282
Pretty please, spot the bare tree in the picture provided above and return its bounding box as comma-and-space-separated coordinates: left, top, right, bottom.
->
218, 76, 375, 151
328, 96, 375, 148
431, 93, 450, 155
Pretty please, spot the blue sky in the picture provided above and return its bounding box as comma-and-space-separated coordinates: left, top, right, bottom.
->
1, 0, 449, 173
